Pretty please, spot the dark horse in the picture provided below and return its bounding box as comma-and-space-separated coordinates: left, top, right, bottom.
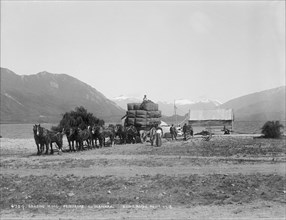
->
78, 127, 92, 150
114, 124, 127, 144
90, 125, 102, 148
65, 127, 78, 152
33, 124, 44, 155
34, 124, 63, 155
70, 126, 92, 151
125, 125, 139, 144
93, 125, 115, 147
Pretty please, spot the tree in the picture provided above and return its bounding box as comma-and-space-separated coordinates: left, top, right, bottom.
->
261, 121, 284, 138
52, 106, 104, 132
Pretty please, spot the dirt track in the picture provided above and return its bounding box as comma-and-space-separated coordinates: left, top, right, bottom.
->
0, 136, 286, 219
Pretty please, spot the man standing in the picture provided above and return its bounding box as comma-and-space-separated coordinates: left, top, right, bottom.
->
183, 123, 187, 141
170, 124, 177, 141
155, 126, 163, 147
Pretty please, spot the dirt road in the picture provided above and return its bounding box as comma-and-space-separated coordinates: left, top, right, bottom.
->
1, 136, 285, 219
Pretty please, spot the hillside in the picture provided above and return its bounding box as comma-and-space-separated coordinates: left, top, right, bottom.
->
0, 68, 125, 123
221, 86, 286, 121
1, 67, 285, 124
112, 86, 286, 122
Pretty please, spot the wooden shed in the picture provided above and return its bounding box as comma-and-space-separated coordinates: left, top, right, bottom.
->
188, 109, 234, 133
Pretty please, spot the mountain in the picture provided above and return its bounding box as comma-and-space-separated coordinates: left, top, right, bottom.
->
221, 86, 286, 121
158, 99, 221, 116
158, 87, 285, 122
2, 67, 284, 124
112, 86, 285, 122
0, 68, 125, 123
111, 95, 221, 116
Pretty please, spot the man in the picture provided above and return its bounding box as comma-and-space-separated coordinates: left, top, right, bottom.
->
169, 124, 177, 141
189, 124, 193, 137
183, 123, 187, 141
155, 126, 163, 147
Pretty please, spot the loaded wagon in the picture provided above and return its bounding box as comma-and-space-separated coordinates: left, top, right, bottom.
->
123, 99, 162, 134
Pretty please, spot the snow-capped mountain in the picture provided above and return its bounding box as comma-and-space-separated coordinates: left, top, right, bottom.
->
111, 95, 222, 116
112, 86, 286, 121
110, 96, 142, 110
158, 99, 222, 116
174, 99, 195, 105
175, 98, 221, 106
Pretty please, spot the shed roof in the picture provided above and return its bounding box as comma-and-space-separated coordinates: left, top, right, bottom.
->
188, 109, 233, 121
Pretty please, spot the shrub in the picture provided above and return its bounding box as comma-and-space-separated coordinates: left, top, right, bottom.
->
52, 106, 104, 132
261, 121, 284, 138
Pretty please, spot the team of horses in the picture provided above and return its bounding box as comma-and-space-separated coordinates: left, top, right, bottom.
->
33, 124, 142, 155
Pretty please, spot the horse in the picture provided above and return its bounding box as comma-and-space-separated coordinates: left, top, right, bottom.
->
139, 129, 149, 143
125, 125, 139, 144
92, 125, 115, 147
48, 129, 64, 154
90, 125, 102, 148
65, 127, 78, 152
114, 124, 127, 144
34, 124, 52, 154
92, 125, 104, 148
103, 125, 116, 147
33, 124, 44, 155
34, 124, 63, 154
76, 126, 92, 151
67, 127, 81, 151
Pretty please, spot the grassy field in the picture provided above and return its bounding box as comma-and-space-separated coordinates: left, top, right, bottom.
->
0, 133, 285, 219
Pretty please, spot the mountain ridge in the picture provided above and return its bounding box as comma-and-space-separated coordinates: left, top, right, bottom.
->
0, 67, 125, 123
1, 67, 285, 123
112, 86, 285, 121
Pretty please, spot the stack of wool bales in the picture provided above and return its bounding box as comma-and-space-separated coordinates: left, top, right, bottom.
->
126, 100, 161, 128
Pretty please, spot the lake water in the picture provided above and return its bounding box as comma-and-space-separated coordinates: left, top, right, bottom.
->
0, 121, 285, 139
0, 123, 56, 139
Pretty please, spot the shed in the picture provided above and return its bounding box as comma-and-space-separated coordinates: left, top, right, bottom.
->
188, 109, 234, 132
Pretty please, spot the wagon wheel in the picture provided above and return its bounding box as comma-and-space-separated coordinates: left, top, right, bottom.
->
185, 132, 192, 141
202, 128, 212, 141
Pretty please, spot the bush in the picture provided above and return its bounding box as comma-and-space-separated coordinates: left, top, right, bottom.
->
261, 121, 284, 138
52, 106, 104, 132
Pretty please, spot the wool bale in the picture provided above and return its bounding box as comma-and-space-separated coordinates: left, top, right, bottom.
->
127, 103, 141, 111
135, 118, 148, 127
127, 103, 134, 111
147, 110, 161, 118
136, 117, 148, 124
127, 110, 136, 118
136, 110, 147, 118
126, 117, 135, 125
147, 118, 161, 127
133, 103, 141, 110
140, 102, 158, 111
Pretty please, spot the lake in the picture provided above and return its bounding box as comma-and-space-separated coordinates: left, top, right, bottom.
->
0, 123, 56, 139
1, 121, 285, 139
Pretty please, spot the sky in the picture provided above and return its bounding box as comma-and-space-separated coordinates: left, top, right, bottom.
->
1, 0, 285, 104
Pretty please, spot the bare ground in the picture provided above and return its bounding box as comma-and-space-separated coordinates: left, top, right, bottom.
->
0, 136, 286, 219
